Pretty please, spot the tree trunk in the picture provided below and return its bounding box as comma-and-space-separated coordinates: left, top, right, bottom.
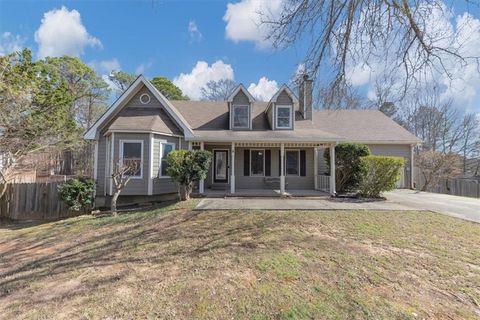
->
111, 190, 120, 216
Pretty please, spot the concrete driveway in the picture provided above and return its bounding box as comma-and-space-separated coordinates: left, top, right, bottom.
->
385, 190, 480, 223
195, 190, 480, 223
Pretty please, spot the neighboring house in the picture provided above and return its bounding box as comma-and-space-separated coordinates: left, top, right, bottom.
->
84, 75, 421, 206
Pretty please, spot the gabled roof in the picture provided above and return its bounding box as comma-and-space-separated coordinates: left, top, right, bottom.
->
265, 84, 299, 114
269, 84, 299, 104
227, 84, 256, 103
84, 75, 193, 140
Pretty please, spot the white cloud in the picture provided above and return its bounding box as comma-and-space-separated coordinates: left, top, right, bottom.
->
89, 58, 120, 73
223, 0, 283, 48
35, 6, 101, 58
248, 77, 279, 101
0, 32, 26, 55
173, 60, 234, 100
135, 61, 153, 75
188, 20, 203, 42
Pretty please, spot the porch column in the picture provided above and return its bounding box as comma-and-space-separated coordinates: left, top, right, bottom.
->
188, 141, 192, 151
280, 143, 285, 195
410, 144, 415, 189
199, 141, 205, 194
313, 147, 318, 190
329, 144, 336, 195
230, 142, 235, 194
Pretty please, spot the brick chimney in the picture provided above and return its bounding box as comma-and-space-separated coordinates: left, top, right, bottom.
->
298, 74, 313, 120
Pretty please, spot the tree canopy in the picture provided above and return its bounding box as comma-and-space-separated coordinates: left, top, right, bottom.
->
151, 76, 189, 100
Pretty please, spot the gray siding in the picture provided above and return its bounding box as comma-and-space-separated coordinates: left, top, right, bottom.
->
113, 133, 150, 195
230, 90, 252, 130
316, 144, 411, 188
152, 134, 187, 195
277, 91, 293, 105
126, 86, 162, 109
96, 136, 107, 195
203, 146, 315, 190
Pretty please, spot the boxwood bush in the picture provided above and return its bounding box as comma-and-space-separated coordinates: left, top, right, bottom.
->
325, 142, 371, 192
359, 155, 405, 198
58, 177, 95, 213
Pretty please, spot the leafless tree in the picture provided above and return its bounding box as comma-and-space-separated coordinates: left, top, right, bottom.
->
458, 113, 480, 173
110, 159, 141, 215
201, 79, 238, 101
416, 151, 462, 191
263, 0, 480, 96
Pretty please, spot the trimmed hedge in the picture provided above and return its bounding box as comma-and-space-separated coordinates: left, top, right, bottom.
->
359, 155, 405, 198
325, 142, 371, 192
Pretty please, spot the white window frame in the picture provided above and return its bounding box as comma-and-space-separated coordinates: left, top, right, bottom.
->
159, 142, 176, 178
232, 104, 250, 129
250, 149, 265, 177
119, 140, 144, 179
276, 105, 293, 129
285, 149, 300, 176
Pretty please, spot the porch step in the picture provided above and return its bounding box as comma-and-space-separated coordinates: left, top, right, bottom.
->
210, 184, 228, 190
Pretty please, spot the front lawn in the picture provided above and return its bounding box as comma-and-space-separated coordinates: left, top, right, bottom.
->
0, 201, 479, 319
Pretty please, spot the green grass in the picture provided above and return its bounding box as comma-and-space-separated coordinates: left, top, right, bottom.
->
0, 202, 479, 319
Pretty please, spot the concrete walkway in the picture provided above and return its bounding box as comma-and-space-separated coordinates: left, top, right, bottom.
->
195, 190, 480, 223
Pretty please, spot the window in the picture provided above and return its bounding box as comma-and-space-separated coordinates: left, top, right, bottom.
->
285, 150, 299, 176
120, 140, 143, 178
160, 142, 175, 177
233, 105, 249, 128
276, 105, 292, 129
140, 93, 151, 104
250, 149, 265, 176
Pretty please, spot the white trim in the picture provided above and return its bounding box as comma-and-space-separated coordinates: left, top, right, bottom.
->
105, 129, 183, 138
148, 133, 154, 195
269, 84, 299, 104
249, 149, 265, 177
199, 142, 205, 193
119, 139, 144, 179
275, 105, 293, 129
109, 133, 115, 196
212, 148, 229, 184
230, 142, 235, 194
329, 144, 336, 195
280, 143, 285, 194
84, 75, 193, 140
227, 84, 255, 103
231, 104, 250, 129
93, 141, 98, 180
140, 93, 151, 104
314, 147, 318, 190
159, 141, 176, 178
285, 149, 301, 176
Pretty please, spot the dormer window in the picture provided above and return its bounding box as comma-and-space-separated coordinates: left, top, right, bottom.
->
276, 105, 293, 129
233, 105, 249, 128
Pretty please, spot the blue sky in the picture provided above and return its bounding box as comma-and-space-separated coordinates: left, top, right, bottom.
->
0, 0, 479, 113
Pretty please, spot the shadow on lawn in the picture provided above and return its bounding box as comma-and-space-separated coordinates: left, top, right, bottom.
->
0, 205, 284, 304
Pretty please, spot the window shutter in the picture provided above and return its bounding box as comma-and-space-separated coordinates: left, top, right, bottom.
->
265, 150, 271, 176
300, 150, 306, 176
244, 149, 250, 176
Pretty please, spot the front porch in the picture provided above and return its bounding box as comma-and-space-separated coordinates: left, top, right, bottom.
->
201, 188, 329, 198
189, 141, 336, 196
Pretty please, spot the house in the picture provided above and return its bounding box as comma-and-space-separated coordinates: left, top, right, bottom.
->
84, 75, 421, 206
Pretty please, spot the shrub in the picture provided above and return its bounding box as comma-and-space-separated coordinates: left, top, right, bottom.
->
58, 177, 95, 212
166, 150, 212, 200
359, 155, 405, 198
325, 142, 370, 192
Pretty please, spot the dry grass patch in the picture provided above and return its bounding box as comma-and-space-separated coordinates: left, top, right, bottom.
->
0, 201, 479, 319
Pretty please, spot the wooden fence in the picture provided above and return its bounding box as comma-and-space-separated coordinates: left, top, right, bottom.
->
0, 182, 78, 220
414, 170, 480, 198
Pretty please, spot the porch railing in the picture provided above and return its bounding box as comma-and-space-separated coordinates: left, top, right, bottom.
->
316, 174, 330, 193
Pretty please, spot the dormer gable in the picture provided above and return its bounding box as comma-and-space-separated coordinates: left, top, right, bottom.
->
228, 84, 255, 130
265, 84, 298, 130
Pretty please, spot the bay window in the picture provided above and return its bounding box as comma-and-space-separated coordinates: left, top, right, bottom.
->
160, 142, 175, 177
120, 140, 143, 178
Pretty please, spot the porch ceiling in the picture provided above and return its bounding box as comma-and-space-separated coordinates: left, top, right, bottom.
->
192, 141, 332, 148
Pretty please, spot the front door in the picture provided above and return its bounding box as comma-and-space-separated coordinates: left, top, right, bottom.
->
213, 150, 228, 183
